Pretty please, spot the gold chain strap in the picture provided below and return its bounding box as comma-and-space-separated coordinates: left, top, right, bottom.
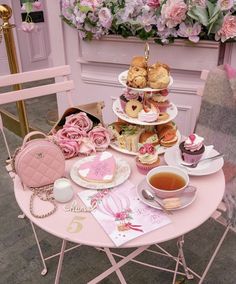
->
29, 184, 57, 218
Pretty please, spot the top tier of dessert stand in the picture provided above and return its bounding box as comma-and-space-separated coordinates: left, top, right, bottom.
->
112, 43, 178, 126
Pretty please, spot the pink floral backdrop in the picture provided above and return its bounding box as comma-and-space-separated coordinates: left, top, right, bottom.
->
60, 0, 236, 44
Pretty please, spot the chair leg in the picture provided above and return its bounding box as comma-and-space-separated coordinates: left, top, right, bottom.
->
30, 220, 48, 275
177, 235, 194, 280
199, 225, 230, 284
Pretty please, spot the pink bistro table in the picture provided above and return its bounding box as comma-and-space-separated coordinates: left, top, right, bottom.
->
13, 149, 225, 284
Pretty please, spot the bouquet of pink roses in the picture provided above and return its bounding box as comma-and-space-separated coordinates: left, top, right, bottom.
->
52, 112, 111, 159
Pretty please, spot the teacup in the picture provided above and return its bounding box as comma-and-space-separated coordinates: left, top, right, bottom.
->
146, 166, 189, 198
53, 178, 74, 203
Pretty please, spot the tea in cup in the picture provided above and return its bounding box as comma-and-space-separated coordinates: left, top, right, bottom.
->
146, 166, 189, 198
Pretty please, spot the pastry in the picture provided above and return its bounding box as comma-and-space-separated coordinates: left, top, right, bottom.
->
138, 108, 159, 122
160, 132, 178, 147
139, 131, 159, 146
150, 89, 170, 112
77, 151, 116, 183
127, 66, 147, 88
125, 99, 143, 118
135, 143, 160, 175
158, 112, 169, 121
157, 121, 177, 134
148, 63, 170, 89
130, 56, 147, 69
179, 134, 205, 164
158, 122, 178, 147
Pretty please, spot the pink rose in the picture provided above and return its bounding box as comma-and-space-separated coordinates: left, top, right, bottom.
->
218, 0, 233, 11
144, 143, 155, 154
139, 146, 146, 155
216, 15, 236, 42
56, 126, 87, 143
161, 0, 187, 28
57, 140, 80, 159
147, 0, 160, 8
79, 137, 96, 156
88, 125, 111, 151
64, 112, 93, 132
33, 1, 42, 10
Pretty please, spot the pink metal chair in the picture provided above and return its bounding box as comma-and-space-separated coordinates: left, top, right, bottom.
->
0, 65, 75, 275
0, 65, 106, 277
195, 69, 234, 283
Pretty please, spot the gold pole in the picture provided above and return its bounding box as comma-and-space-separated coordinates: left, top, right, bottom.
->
0, 4, 29, 136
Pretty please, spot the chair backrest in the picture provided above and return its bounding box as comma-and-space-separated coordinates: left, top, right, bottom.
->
0, 65, 74, 106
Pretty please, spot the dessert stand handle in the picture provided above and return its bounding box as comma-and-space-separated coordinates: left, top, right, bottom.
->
145, 42, 149, 64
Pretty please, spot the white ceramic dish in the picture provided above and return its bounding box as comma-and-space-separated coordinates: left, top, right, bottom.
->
70, 157, 131, 189
112, 98, 178, 126
109, 130, 181, 156
164, 146, 224, 176
118, 70, 173, 92
136, 178, 197, 211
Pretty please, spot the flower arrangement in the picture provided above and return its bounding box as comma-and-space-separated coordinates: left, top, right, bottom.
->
20, 0, 42, 32
61, 0, 236, 44
51, 112, 111, 159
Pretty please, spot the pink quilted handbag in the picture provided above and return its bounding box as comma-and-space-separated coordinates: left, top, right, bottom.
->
14, 131, 65, 188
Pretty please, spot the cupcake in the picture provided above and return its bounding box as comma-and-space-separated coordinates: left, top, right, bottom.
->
119, 89, 142, 111
149, 89, 170, 112
179, 134, 205, 164
136, 143, 160, 175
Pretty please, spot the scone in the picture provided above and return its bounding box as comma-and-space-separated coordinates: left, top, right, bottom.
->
130, 56, 147, 69
125, 99, 143, 118
148, 63, 170, 89
127, 66, 147, 88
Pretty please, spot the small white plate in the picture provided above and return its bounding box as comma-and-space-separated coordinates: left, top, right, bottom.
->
70, 157, 131, 190
136, 178, 197, 211
112, 98, 178, 126
109, 130, 181, 156
118, 70, 173, 92
164, 146, 224, 176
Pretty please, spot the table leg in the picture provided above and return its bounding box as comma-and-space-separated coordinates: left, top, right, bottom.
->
30, 220, 48, 275
177, 235, 194, 280
104, 248, 127, 284
54, 239, 67, 284
88, 245, 149, 284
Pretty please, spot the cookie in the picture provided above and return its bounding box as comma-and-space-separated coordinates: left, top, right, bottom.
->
125, 99, 143, 118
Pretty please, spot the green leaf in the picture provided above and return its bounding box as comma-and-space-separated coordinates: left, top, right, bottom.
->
208, 13, 224, 34
79, 5, 92, 13
24, 2, 33, 14
21, 0, 34, 3
187, 6, 209, 26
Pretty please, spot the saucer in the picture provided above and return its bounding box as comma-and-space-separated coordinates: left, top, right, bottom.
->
164, 146, 224, 176
70, 157, 131, 190
136, 178, 197, 211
